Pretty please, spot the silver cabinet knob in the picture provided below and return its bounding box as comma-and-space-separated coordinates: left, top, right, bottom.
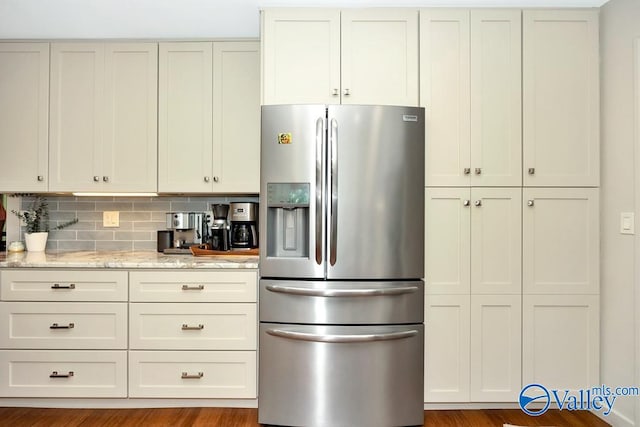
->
463, 168, 471, 175
213, 176, 219, 183
332, 88, 339, 96
528, 168, 535, 175
93, 176, 100, 182
527, 200, 535, 207
37, 175, 44, 182
103, 176, 109, 183
343, 88, 350, 96
475, 168, 482, 175
463, 199, 470, 207
474, 200, 482, 207
204, 176, 210, 183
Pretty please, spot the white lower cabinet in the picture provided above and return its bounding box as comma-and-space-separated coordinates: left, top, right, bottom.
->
522, 294, 599, 391
0, 350, 127, 398
129, 351, 256, 398
470, 295, 521, 401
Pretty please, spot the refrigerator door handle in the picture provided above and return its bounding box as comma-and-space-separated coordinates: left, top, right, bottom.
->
266, 328, 419, 343
265, 284, 420, 297
315, 117, 325, 265
329, 118, 338, 266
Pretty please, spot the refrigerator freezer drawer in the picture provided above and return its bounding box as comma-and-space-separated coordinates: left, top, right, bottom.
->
259, 279, 424, 324
258, 323, 424, 427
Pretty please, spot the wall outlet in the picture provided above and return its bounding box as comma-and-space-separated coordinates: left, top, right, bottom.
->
620, 212, 635, 235
103, 211, 120, 228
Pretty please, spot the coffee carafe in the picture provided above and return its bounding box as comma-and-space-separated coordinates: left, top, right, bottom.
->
210, 204, 230, 251
230, 202, 258, 249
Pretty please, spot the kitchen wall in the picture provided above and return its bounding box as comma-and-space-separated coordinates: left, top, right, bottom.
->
13, 195, 258, 251
600, 0, 640, 425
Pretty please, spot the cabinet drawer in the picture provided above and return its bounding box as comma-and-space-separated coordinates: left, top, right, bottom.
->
129, 303, 256, 350
129, 271, 257, 302
0, 302, 127, 349
0, 350, 127, 397
1, 270, 128, 301
129, 350, 256, 398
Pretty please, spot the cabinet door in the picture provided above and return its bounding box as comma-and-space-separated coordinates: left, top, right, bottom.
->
523, 10, 599, 186
420, 10, 471, 186
470, 10, 522, 186
261, 8, 340, 105
425, 188, 470, 295
470, 294, 521, 402
470, 188, 521, 295
523, 294, 599, 391
49, 43, 104, 192
212, 42, 260, 193
523, 188, 599, 295
424, 294, 470, 402
341, 9, 418, 106
103, 43, 157, 192
158, 42, 213, 193
0, 43, 49, 192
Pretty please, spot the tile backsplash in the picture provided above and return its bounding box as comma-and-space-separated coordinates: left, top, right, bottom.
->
17, 195, 258, 251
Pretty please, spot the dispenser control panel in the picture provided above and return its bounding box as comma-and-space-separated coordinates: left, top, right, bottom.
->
267, 183, 310, 208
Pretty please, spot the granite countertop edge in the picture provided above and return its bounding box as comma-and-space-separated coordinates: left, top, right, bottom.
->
0, 250, 259, 270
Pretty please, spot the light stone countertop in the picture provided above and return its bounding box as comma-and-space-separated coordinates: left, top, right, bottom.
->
0, 250, 259, 269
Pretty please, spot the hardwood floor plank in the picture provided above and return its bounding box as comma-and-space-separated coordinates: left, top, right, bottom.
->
0, 407, 611, 426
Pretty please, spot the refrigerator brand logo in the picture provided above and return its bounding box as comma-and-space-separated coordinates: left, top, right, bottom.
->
402, 114, 418, 122
278, 133, 292, 144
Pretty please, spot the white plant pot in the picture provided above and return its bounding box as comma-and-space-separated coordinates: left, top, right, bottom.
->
25, 232, 48, 252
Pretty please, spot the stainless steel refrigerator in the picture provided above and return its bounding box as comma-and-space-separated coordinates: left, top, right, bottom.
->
259, 104, 425, 427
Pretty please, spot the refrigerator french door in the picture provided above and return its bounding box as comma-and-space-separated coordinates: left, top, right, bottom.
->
259, 105, 425, 427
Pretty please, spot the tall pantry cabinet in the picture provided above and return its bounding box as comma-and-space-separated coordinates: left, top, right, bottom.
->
423, 8, 600, 403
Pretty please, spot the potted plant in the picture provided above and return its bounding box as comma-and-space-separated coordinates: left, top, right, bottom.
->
11, 196, 78, 252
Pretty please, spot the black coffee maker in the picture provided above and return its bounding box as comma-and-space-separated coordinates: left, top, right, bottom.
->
230, 202, 258, 249
210, 204, 230, 251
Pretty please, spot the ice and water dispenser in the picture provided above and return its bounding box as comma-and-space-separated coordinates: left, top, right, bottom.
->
266, 183, 310, 258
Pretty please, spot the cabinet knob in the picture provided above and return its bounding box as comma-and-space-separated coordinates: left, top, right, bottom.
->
204, 176, 210, 183
463, 199, 470, 207
103, 176, 109, 183
463, 168, 471, 175
527, 200, 535, 207
343, 88, 350, 96
475, 168, 482, 175
213, 176, 219, 183
474, 200, 482, 207
37, 175, 44, 182
93, 176, 100, 182
528, 168, 535, 175
332, 88, 339, 96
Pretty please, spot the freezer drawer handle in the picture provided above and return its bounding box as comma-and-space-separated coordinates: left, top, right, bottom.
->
51, 283, 75, 290
266, 328, 419, 343
50, 322, 75, 329
50, 371, 74, 378
181, 284, 205, 291
265, 284, 419, 297
181, 372, 204, 379
182, 324, 205, 330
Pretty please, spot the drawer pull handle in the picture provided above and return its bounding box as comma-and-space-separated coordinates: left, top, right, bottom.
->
181, 372, 204, 379
51, 284, 76, 290
50, 323, 75, 329
50, 371, 74, 378
181, 284, 205, 291
181, 324, 205, 330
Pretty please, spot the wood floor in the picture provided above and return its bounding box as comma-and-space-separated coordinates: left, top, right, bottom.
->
0, 407, 611, 426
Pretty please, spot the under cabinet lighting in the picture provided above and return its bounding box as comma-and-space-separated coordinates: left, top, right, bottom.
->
72, 192, 158, 197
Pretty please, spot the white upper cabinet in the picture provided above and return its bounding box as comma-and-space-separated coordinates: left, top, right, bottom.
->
0, 43, 49, 192
262, 8, 418, 106
159, 41, 260, 193
421, 9, 521, 187
49, 43, 158, 192
523, 10, 599, 187
261, 8, 340, 105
